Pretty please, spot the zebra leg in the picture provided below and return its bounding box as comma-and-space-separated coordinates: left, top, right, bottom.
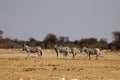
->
72, 53, 75, 58
88, 54, 91, 60
74, 53, 76, 57
57, 52, 58, 58
38, 51, 42, 57
40, 51, 42, 56
98, 52, 101, 57
28, 52, 30, 57
37, 52, 39, 57
64, 52, 68, 57
96, 54, 98, 60
37, 50, 40, 57
55, 51, 59, 59
72, 53, 76, 58
55, 49, 58, 59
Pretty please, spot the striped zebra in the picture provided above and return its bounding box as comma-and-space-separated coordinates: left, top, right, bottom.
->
22, 44, 42, 57
54, 44, 71, 58
80, 47, 100, 60
54, 44, 79, 59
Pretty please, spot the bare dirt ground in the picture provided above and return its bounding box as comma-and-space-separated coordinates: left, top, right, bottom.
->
0, 49, 120, 80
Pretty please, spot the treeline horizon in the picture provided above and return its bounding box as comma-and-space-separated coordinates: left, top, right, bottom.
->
0, 30, 120, 50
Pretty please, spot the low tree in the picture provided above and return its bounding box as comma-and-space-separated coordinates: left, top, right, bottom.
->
43, 33, 58, 48
29, 37, 37, 42
79, 38, 98, 48
98, 38, 108, 49
58, 36, 70, 43
28, 37, 37, 46
110, 31, 120, 50
44, 33, 57, 43
0, 30, 3, 39
112, 31, 120, 42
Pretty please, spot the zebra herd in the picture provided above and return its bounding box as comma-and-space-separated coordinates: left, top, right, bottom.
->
22, 44, 101, 60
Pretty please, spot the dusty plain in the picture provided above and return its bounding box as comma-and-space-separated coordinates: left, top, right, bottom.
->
0, 49, 120, 80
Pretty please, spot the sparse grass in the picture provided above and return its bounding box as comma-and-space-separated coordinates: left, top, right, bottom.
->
0, 49, 120, 80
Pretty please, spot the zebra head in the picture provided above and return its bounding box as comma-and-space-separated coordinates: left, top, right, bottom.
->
22, 44, 29, 51
80, 47, 88, 53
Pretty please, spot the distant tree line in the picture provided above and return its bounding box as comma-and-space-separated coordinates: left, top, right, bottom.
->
0, 30, 120, 51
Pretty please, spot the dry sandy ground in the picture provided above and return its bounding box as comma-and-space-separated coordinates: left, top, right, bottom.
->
0, 49, 120, 80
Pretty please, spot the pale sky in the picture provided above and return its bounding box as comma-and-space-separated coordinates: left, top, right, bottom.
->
0, 0, 120, 42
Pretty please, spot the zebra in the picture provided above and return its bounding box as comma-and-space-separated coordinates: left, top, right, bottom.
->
54, 44, 79, 59
80, 47, 100, 60
54, 44, 71, 58
22, 44, 42, 57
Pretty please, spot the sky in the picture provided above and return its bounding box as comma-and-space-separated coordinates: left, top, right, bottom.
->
0, 0, 120, 42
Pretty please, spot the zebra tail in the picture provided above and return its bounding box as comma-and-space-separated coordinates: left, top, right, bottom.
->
41, 51, 43, 56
